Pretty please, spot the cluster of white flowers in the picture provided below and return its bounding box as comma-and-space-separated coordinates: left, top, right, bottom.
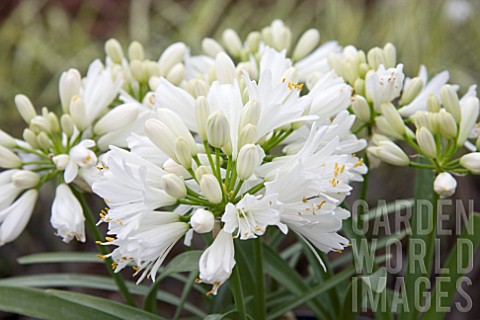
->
3, 18, 479, 295
91, 22, 367, 294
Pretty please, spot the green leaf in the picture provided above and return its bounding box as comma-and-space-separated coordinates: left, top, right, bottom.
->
267, 266, 356, 320
263, 244, 330, 319
143, 250, 203, 313
423, 214, 480, 320
0, 285, 118, 320
0, 273, 206, 318
18, 252, 100, 265
203, 311, 236, 320
48, 289, 165, 320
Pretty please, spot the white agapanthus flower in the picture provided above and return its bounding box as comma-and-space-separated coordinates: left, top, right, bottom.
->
92, 45, 367, 294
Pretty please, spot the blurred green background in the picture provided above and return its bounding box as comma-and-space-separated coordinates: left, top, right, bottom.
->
1, 0, 479, 318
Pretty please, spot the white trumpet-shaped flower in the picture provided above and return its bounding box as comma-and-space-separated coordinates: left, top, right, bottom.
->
51, 184, 85, 242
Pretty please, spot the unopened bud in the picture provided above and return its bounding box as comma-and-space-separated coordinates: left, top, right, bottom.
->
381, 103, 405, 136
427, 94, 441, 113
351, 95, 371, 122
190, 208, 215, 233
196, 97, 211, 141
434, 172, 457, 198
368, 141, 409, 166
292, 28, 320, 61
202, 38, 224, 57
457, 97, 480, 146
128, 41, 145, 61
69, 96, 89, 130
245, 31, 261, 53
130, 60, 147, 82
416, 127, 437, 158
460, 153, 480, 173
23, 129, 38, 149
105, 38, 124, 64
437, 110, 457, 139
93, 103, 139, 136
367, 47, 385, 70
174, 137, 193, 169
161, 174, 187, 199
401, 78, 424, 105
60, 114, 75, 136
440, 85, 461, 123
238, 124, 257, 147
0, 130, 16, 148
0, 146, 21, 168
158, 42, 187, 76
48, 112, 60, 133
15, 94, 37, 124
52, 154, 70, 170
354, 79, 366, 96
59, 69, 81, 113
207, 111, 230, 148
12, 170, 40, 189
239, 100, 261, 128
195, 166, 212, 181
200, 174, 223, 204
36, 132, 51, 150
30, 116, 51, 133
383, 43, 396, 68
166, 63, 185, 86
237, 144, 260, 180
222, 29, 243, 57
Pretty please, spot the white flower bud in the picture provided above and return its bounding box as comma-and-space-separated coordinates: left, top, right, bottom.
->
222, 29, 243, 57
351, 95, 371, 122
93, 103, 139, 136
0, 146, 21, 168
200, 174, 223, 204
22, 129, 38, 149
36, 132, 51, 150
0, 130, 16, 148
202, 38, 225, 57
401, 78, 424, 105
145, 60, 161, 77
383, 43, 397, 68
12, 170, 40, 189
237, 144, 260, 180
158, 42, 187, 76
207, 111, 230, 148
30, 116, 51, 133
371, 134, 391, 145
196, 96, 211, 141
427, 93, 441, 113
245, 31, 261, 52
215, 52, 236, 84
47, 112, 60, 133
265, 20, 292, 51
163, 158, 190, 177
60, 114, 75, 136
367, 48, 386, 70
457, 97, 479, 146
437, 110, 457, 139
368, 141, 409, 166
411, 111, 429, 130
292, 28, 320, 61
128, 41, 145, 61
375, 116, 403, 140
69, 96, 89, 131
166, 63, 185, 86
239, 100, 261, 128
130, 60, 147, 82
105, 38, 124, 64
238, 124, 257, 148
174, 137, 193, 169
460, 153, 480, 173
190, 208, 215, 233
416, 127, 437, 158
381, 103, 405, 136
161, 174, 187, 199
59, 69, 81, 113
440, 85, 461, 123
52, 154, 70, 171
15, 94, 36, 124
221, 140, 233, 157
354, 79, 366, 96
195, 166, 212, 181
434, 172, 457, 198
427, 113, 440, 134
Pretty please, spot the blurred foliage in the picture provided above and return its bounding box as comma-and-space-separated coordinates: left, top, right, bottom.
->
0, 0, 479, 131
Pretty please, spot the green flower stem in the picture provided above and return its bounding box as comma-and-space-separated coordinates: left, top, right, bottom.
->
409, 162, 436, 169
22, 160, 52, 166
230, 265, 248, 320
228, 164, 237, 192
263, 129, 293, 153
185, 194, 212, 206
231, 180, 244, 200
233, 182, 265, 203
15, 145, 50, 159
356, 155, 370, 232
73, 189, 136, 307
253, 237, 266, 320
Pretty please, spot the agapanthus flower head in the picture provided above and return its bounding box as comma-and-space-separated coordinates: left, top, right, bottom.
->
92, 44, 367, 293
